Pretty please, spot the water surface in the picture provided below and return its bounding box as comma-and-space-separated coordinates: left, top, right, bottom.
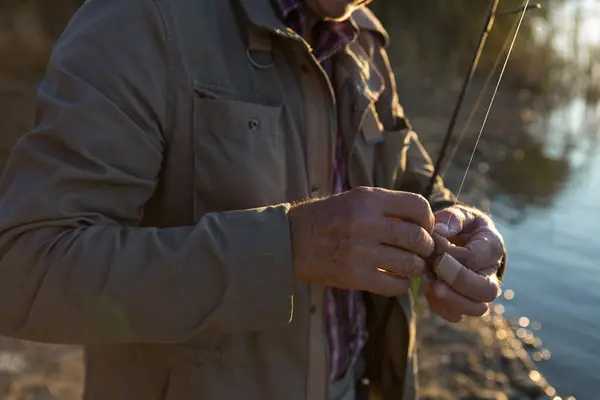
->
492, 97, 600, 399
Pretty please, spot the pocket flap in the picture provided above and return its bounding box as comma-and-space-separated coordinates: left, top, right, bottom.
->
194, 97, 282, 138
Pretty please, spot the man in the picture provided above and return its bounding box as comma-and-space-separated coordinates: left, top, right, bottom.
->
0, 0, 505, 399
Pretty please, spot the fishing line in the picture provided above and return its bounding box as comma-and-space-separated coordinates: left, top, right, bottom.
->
449, 0, 531, 214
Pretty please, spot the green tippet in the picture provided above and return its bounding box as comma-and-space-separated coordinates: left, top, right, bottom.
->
411, 277, 426, 316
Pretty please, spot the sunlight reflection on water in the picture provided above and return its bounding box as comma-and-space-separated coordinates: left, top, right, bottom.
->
491, 95, 600, 398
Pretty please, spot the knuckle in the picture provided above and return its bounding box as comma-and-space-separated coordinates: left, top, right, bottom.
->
405, 255, 426, 276
406, 226, 422, 248
346, 191, 378, 233
407, 227, 432, 255
405, 192, 428, 206
384, 218, 398, 240
351, 186, 373, 202
407, 193, 434, 228
413, 193, 431, 212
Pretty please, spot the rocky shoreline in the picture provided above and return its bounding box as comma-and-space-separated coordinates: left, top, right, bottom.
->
417, 312, 554, 400
0, 311, 554, 399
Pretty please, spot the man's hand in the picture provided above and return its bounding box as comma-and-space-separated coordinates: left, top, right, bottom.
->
425, 205, 505, 322
289, 187, 435, 297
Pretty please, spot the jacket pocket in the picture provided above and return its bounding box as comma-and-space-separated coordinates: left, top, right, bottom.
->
192, 97, 287, 219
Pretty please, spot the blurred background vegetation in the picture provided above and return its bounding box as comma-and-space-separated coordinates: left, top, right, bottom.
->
370, 0, 599, 103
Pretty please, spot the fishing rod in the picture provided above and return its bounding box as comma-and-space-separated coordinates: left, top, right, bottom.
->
422, 0, 501, 200
424, 1, 541, 199
365, 0, 541, 387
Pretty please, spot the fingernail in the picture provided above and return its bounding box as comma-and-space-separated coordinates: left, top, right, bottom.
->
435, 282, 447, 298
435, 223, 450, 236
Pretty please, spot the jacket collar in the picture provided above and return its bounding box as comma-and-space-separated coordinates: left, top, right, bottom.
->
238, 0, 386, 131
238, 0, 380, 43
238, 0, 292, 37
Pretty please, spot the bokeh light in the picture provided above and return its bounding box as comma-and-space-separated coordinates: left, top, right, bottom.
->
529, 370, 542, 382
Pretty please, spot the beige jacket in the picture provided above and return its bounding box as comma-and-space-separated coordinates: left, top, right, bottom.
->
0, 0, 454, 399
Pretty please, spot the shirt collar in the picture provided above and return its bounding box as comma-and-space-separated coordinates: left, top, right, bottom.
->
271, 0, 359, 62
274, 0, 303, 20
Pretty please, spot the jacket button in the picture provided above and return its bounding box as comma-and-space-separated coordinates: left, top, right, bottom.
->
310, 305, 317, 314
248, 119, 259, 131
310, 184, 319, 194
300, 64, 310, 73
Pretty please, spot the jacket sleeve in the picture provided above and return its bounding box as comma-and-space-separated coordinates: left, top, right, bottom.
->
372, 44, 455, 210
0, 0, 293, 345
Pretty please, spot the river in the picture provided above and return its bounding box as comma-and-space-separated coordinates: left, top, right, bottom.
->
485, 1, 600, 398
490, 95, 600, 399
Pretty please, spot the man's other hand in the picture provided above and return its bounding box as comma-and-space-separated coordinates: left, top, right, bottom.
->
425, 205, 505, 322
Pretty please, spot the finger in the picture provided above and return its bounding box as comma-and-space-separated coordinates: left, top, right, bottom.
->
434, 253, 500, 303
374, 244, 427, 277
377, 218, 434, 257
427, 281, 489, 317
432, 307, 463, 323
434, 207, 466, 237
465, 227, 504, 269
443, 245, 479, 271
376, 189, 435, 232
424, 282, 463, 323
435, 206, 475, 238
432, 232, 452, 253
362, 269, 411, 297
444, 235, 503, 273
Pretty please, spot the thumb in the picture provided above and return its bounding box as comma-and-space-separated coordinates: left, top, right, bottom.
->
435, 207, 466, 237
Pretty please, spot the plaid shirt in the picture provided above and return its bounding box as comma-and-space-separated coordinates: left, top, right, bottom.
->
272, 0, 368, 383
